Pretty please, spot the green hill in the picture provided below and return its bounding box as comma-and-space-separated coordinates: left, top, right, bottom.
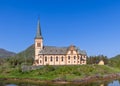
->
110, 55, 120, 60
109, 55, 120, 68
6, 44, 35, 66
17, 44, 35, 59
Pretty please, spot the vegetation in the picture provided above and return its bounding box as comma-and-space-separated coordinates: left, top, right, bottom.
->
4, 44, 34, 67
0, 65, 120, 81
0, 44, 120, 82
87, 55, 108, 64
109, 55, 120, 68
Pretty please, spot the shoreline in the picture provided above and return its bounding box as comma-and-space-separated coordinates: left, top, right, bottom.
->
1, 73, 120, 85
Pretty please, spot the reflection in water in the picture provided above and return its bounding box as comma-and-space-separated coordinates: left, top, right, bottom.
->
1, 80, 120, 86
6, 84, 17, 86
108, 80, 120, 86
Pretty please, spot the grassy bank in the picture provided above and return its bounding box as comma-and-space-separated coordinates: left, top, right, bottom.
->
0, 65, 120, 81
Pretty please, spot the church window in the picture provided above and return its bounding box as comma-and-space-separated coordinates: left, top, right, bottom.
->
36, 60, 39, 64
45, 57, 47, 62
68, 56, 70, 60
50, 56, 53, 62
74, 56, 76, 59
61, 56, 64, 61
56, 57, 58, 61
68, 61, 70, 63
40, 60, 42, 63
37, 43, 41, 47
74, 61, 76, 63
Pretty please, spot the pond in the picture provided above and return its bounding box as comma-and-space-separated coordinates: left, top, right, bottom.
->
1, 79, 120, 86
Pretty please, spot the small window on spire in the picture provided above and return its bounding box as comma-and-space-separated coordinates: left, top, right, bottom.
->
37, 43, 41, 47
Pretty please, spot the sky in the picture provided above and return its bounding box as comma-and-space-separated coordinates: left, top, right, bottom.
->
0, 0, 120, 57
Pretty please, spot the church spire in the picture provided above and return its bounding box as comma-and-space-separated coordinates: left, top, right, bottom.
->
36, 19, 42, 39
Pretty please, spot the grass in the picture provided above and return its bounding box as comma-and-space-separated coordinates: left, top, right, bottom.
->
0, 65, 120, 81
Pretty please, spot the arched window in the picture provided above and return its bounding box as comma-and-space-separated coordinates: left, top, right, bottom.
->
61, 56, 64, 61
56, 56, 58, 61
74, 56, 76, 59
50, 56, 53, 62
40, 60, 42, 63
45, 57, 47, 62
78, 56, 79, 59
68, 61, 70, 63
68, 56, 70, 60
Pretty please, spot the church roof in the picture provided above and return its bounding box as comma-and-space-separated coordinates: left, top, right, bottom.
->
35, 19, 42, 39
39, 46, 68, 55
39, 46, 86, 55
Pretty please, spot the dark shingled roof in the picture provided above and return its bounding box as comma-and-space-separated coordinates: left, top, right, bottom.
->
39, 46, 86, 55
35, 19, 43, 39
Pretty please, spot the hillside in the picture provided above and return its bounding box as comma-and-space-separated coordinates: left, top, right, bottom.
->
1, 45, 120, 83
0, 48, 16, 58
8, 44, 35, 65
0, 65, 120, 81
109, 55, 120, 68
17, 44, 35, 59
110, 55, 120, 60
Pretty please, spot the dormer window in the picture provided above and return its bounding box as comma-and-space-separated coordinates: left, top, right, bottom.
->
71, 50, 73, 54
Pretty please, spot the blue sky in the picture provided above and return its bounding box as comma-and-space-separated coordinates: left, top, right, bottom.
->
0, 0, 120, 57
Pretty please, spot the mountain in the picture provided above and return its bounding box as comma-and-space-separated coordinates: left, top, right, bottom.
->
0, 48, 16, 58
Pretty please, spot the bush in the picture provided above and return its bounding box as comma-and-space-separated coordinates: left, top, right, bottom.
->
44, 65, 55, 72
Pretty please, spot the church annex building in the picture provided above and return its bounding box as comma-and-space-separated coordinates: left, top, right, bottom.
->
34, 19, 87, 66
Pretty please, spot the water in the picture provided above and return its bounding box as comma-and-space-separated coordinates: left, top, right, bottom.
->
1, 80, 120, 86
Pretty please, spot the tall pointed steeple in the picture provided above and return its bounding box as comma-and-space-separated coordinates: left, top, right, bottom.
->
36, 19, 42, 39
35, 18, 43, 62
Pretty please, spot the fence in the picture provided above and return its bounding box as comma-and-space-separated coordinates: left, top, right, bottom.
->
21, 65, 44, 72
